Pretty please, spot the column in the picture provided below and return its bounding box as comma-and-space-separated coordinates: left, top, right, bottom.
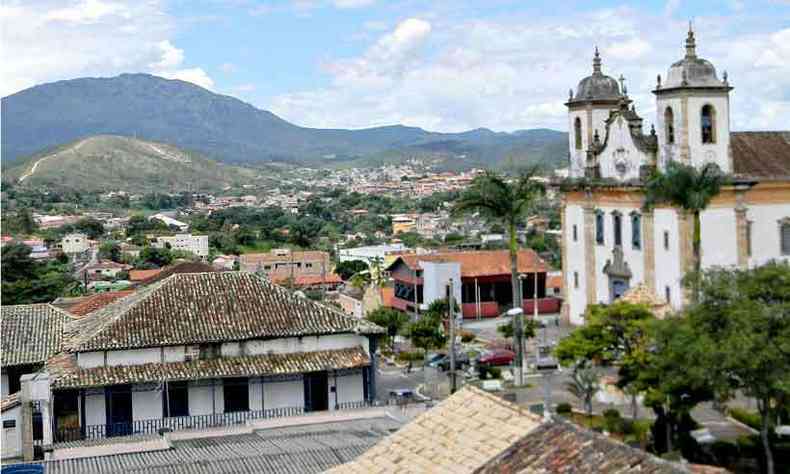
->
735, 189, 749, 268
583, 203, 597, 309
559, 200, 570, 324
642, 210, 656, 293
677, 210, 693, 305
680, 95, 691, 163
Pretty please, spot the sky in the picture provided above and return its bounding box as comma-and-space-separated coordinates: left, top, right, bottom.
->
1, 0, 789, 132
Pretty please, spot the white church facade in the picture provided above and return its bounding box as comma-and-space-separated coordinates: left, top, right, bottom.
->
560, 27, 790, 325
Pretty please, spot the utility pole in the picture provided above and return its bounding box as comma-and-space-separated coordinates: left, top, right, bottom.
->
448, 279, 457, 394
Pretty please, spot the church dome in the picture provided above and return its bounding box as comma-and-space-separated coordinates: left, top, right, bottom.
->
570, 48, 622, 102
662, 26, 729, 89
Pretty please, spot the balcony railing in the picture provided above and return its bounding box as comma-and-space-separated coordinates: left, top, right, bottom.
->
54, 399, 425, 444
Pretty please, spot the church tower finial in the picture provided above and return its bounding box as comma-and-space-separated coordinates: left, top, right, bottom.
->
593, 46, 602, 74
685, 20, 697, 59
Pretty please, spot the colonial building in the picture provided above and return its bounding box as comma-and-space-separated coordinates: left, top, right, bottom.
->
560, 28, 790, 325
2, 272, 383, 459
239, 249, 331, 281
150, 234, 209, 258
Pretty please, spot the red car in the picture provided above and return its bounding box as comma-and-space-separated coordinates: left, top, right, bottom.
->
478, 349, 515, 366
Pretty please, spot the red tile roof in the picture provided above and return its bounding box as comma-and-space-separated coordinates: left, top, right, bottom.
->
271, 273, 343, 287
389, 249, 548, 278
731, 131, 790, 178
129, 269, 162, 281
1, 304, 74, 368
66, 290, 135, 318
136, 261, 217, 286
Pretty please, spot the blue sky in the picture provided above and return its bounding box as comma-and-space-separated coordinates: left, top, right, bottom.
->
2, 0, 789, 131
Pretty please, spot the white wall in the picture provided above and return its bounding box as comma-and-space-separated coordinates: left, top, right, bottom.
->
687, 95, 730, 173
132, 388, 162, 422
1, 373, 8, 398
596, 118, 651, 181
592, 206, 645, 304
2, 405, 21, 459
106, 348, 160, 367
163, 346, 185, 363
84, 392, 105, 426
653, 209, 683, 309
334, 373, 364, 406
748, 203, 790, 267
77, 352, 105, 369
188, 384, 217, 416
700, 208, 738, 267
263, 380, 304, 410
249, 380, 263, 412
565, 204, 587, 325
241, 334, 370, 357
420, 261, 462, 312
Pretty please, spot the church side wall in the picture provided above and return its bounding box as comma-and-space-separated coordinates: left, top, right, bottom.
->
653, 209, 683, 309
565, 204, 587, 325
747, 203, 790, 267
700, 207, 738, 268
686, 95, 730, 173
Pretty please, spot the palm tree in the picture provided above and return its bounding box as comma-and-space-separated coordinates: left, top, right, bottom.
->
454, 169, 545, 385
644, 161, 724, 302
566, 362, 600, 420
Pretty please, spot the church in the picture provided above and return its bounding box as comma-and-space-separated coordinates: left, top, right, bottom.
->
559, 26, 790, 325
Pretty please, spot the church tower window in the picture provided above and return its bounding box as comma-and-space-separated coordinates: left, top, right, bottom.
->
612, 211, 622, 247
701, 104, 716, 144
780, 219, 790, 255
574, 117, 583, 150
595, 210, 604, 245
664, 107, 675, 144
631, 212, 641, 250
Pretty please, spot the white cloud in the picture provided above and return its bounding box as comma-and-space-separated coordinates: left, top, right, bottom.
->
270, 9, 790, 132
0, 0, 213, 95
333, 0, 375, 8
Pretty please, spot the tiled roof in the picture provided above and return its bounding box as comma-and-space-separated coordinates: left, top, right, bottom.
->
128, 269, 162, 281
1, 304, 73, 368
1, 392, 21, 413
270, 273, 343, 287
49, 347, 370, 389
66, 272, 383, 352
66, 291, 135, 318
38, 417, 402, 474
83, 260, 132, 270
330, 385, 542, 473
620, 284, 671, 318
240, 251, 330, 265
731, 131, 790, 178
136, 261, 217, 286
389, 249, 548, 278
474, 417, 690, 474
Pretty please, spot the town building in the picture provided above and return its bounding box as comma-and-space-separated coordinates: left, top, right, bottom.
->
332, 385, 692, 473
79, 260, 132, 281
150, 234, 209, 258
560, 29, 790, 324
337, 243, 406, 265
61, 233, 89, 255
385, 249, 561, 319
391, 215, 416, 235
2, 272, 383, 460
148, 213, 189, 232
239, 249, 331, 280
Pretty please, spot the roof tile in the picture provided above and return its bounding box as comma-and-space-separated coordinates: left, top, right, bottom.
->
1, 304, 73, 367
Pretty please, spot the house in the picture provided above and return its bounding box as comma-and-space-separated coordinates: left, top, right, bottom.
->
212, 254, 236, 270
338, 286, 365, 318
61, 233, 89, 255
9, 272, 383, 457
391, 215, 416, 235
385, 249, 560, 319
239, 249, 331, 280
148, 213, 189, 232
270, 273, 344, 290
1, 304, 73, 398
79, 260, 132, 281
134, 261, 217, 287
63, 291, 135, 318
128, 268, 162, 282
22, 240, 51, 260
337, 243, 407, 265
559, 31, 790, 325
332, 386, 693, 474
150, 234, 209, 258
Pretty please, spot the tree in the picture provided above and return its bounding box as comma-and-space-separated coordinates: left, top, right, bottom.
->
497, 318, 537, 341
73, 217, 105, 239
644, 161, 724, 301
98, 241, 122, 262
367, 307, 410, 350
566, 361, 600, 419
335, 260, 369, 280
136, 247, 173, 268
454, 169, 545, 386
680, 263, 790, 474
407, 300, 449, 366
1, 243, 76, 305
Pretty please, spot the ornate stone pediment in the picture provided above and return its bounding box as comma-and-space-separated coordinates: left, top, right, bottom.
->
603, 246, 632, 279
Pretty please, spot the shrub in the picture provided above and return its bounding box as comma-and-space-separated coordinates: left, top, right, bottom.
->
460, 330, 476, 343
478, 365, 502, 380
729, 407, 762, 431
396, 350, 425, 362
603, 408, 625, 434
488, 367, 502, 379
556, 403, 573, 415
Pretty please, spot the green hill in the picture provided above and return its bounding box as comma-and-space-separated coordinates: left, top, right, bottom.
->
4, 135, 260, 193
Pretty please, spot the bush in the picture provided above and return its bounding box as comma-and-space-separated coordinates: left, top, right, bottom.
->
478, 365, 502, 380
396, 350, 425, 363
488, 367, 502, 379
556, 403, 573, 415
603, 408, 625, 434
729, 407, 762, 431
459, 330, 476, 343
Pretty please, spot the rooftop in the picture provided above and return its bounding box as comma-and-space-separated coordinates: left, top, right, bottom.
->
731, 131, 790, 179
64, 272, 383, 352
1, 304, 73, 368
65, 290, 134, 318
389, 249, 548, 278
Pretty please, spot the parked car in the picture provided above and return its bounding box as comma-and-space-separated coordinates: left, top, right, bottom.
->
478, 349, 515, 366
437, 351, 471, 371
426, 352, 447, 368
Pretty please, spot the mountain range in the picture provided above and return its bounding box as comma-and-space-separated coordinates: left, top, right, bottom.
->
1, 73, 568, 170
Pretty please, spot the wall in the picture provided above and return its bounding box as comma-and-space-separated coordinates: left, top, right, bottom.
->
593, 205, 646, 304
420, 261, 462, 311
565, 204, 588, 325
686, 95, 730, 173
700, 207, 738, 267
653, 209, 683, 309
84, 391, 105, 426
240, 334, 370, 358
188, 383, 218, 416
333, 373, 364, 406
263, 380, 303, 410
132, 387, 162, 422
2, 405, 21, 460
596, 117, 652, 181
748, 203, 790, 267
1, 373, 8, 398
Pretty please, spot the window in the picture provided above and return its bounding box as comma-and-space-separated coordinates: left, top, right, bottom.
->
572, 224, 578, 242
223, 378, 249, 413
612, 211, 623, 247
664, 107, 675, 144
631, 213, 642, 250
574, 117, 582, 150
747, 221, 753, 257
781, 219, 790, 255
665, 285, 671, 303
664, 231, 670, 250
701, 104, 716, 144
166, 381, 189, 417
595, 211, 604, 245
574, 272, 579, 289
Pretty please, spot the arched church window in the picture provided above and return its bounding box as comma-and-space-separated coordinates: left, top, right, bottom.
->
631, 212, 641, 250
574, 117, 582, 150
595, 210, 604, 245
701, 105, 716, 144
612, 211, 622, 247
664, 107, 675, 144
